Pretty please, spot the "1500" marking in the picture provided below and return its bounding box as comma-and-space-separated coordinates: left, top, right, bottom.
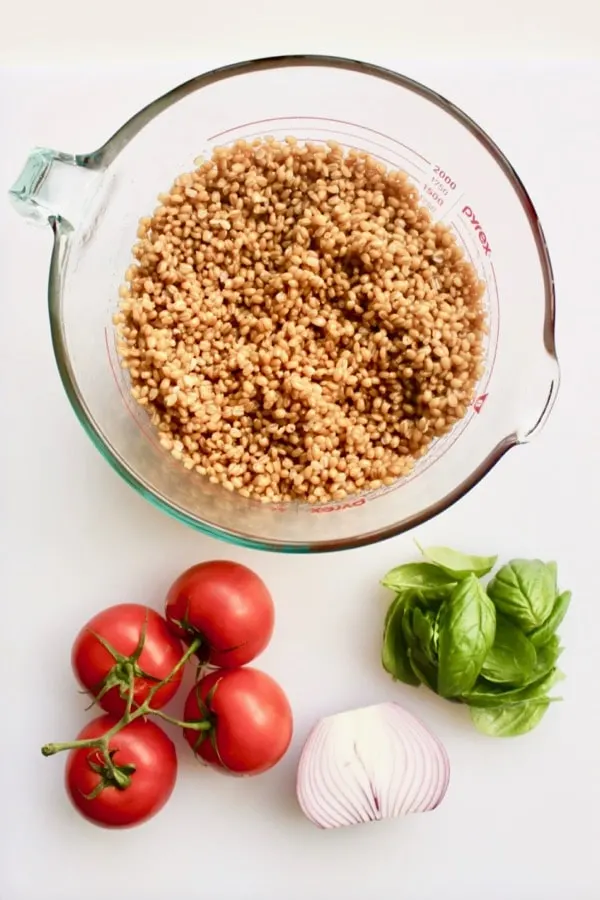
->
462, 206, 491, 256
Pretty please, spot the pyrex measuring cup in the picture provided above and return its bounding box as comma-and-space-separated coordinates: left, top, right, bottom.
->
9, 56, 559, 552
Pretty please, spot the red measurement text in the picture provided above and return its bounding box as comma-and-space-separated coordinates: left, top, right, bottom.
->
424, 186, 444, 207
473, 393, 489, 413
462, 206, 492, 257
433, 166, 457, 190
311, 498, 366, 514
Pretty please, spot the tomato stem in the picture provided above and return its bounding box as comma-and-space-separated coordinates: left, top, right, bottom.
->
41, 714, 125, 757
124, 667, 135, 720
41, 637, 204, 764
42, 737, 104, 757
151, 709, 212, 731
143, 637, 202, 710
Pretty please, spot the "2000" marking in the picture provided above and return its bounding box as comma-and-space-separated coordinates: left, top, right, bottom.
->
433, 165, 457, 190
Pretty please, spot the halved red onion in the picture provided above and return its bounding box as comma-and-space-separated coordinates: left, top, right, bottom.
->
296, 702, 450, 828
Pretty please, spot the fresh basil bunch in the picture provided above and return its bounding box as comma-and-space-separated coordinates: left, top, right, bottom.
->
381, 546, 570, 737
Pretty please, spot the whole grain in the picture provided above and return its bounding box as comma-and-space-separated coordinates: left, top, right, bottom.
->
115, 139, 486, 504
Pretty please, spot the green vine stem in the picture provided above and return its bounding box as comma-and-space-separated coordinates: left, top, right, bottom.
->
41, 636, 208, 759
150, 709, 212, 731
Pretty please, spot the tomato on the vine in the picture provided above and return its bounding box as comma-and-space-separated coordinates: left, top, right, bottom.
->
65, 715, 177, 828
183, 667, 293, 775
72, 604, 184, 716
165, 561, 275, 667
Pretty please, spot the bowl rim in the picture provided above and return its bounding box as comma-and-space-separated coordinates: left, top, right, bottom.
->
48, 53, 559, 553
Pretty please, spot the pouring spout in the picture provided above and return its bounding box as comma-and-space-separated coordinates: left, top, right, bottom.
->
517, 358, 561, 445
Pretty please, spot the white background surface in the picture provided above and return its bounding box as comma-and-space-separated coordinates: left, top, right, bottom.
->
1, 14, 600, 900
1, 0, 599, 62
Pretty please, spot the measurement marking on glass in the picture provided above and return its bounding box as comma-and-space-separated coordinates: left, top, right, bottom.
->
485, 260, 501, 387
461, 205, 491, 256
449, 221, 499, 404
421, 163, 464, 219
208, 116, 430, 164
439, 193, 466, 222
450, 223, 477, 271
231, 129, 428, 176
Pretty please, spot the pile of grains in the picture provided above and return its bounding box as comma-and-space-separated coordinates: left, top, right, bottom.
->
115, 139, 486, 504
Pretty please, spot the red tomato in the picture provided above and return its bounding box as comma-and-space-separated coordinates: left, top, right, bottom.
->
165, 561, 275, 667
66, 715, 177, 828
72, 604, 184, 716
183, 667, 293, 775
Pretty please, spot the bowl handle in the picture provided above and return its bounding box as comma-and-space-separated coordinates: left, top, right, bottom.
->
8, 147, 103, 231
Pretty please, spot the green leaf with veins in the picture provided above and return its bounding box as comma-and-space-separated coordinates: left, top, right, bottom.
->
383, 593, 403, 634
463, 666, 564, 708
481, 615, 537, 685
412, 606, 439, 666
382, 594, 420, 686
529, 635, 562, 681
408, 645, 438, 692
381, 563, 456, 599
529, 591, 571, 647
487, 559, 556, 632
401, 595, 418, 646
470, 699, 551, 737
437, 575, 496, 697
417, 544, 497, 579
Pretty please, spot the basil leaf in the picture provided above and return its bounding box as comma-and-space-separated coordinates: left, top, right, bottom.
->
437, 575, 496, 697
383, 592, 403, 633
529, 591, 571, 648
529, 635, 562, 681
417, 544, 497, 579
412, 607, 438, 666
382, 595, 420, 686
470, 699, 551, 737
408, 646, 438, 692
480, 615, 537, 685
487, 559, 556, 632
463, 666, 564, 708
401, 595, 418, 647
381, 562, 456, 599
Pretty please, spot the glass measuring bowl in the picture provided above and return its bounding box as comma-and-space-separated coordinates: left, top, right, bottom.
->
9, 56, 559, 553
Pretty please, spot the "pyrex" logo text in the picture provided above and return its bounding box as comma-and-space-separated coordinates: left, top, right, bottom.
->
462, 206, 492, 257
311, 498, 366, 514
